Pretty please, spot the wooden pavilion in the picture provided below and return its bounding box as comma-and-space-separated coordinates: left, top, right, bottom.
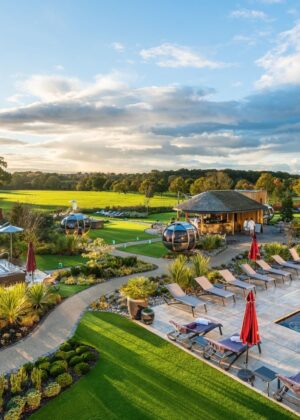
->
175, 190, 265, 235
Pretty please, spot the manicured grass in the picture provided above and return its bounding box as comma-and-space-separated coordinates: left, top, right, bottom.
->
124, 240, 169, 258
52, 283, 89, 298
35, 254, 87, 271
32, 312, 295, 420
134, 211, 178, 223
0, 190, 176, 212
89, 220, 158, 244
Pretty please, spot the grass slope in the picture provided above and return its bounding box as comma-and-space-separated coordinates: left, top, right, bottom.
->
0, 190, 176, 212
34, 254, 87, 271
124, 241, 168, 258
89, 220, 158, 244
32, 312, 295, 420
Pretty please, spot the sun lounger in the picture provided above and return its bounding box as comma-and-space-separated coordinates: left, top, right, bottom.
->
289, 247, 300, 263
164, 283, 207, 316
219, 269, 256, 296
256, 260, 292, 283
201, 332, 261, 371
167, 319, 223, 348
274, 371, 300, 405
272, 255, 300, 274
241, 264, 276, 289
195, 276, 236, 305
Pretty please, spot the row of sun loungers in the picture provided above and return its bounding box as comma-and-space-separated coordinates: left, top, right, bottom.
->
164, 250, 300, 317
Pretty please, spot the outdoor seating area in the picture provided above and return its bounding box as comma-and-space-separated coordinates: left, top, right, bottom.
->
148, 267, 300, 408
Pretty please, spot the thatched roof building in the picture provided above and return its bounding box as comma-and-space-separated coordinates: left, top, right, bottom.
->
175, 190, 265, 235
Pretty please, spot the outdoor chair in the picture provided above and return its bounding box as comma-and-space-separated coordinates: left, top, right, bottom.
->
167, 319, 223, 348
256, 260, 292, 283
219, 269, 256, 296
200, 332, 261, 371
164, 283, 207, 316
289, 247, 300, 263
272, 255, 300, 275
194, 276, 236, 305
241, 264, 276, 289
274, 371, 300, 405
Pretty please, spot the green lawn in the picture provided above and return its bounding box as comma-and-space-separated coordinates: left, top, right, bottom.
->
124, 240, 169, 258
32, 312, 295, 420
35, 254, 87, 271
89, 220, 158, 244
52, 283, 89, 298
0, 190, 176, 212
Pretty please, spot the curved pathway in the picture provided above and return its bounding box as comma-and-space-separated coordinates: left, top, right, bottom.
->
0, 225, 284, 374
0, 266, 164, 375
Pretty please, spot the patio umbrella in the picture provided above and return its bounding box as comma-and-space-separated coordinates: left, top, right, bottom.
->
238, 290, 260, 382
248, 233, 260, 261
26, 241, 36, 281
0, 224, 23, 260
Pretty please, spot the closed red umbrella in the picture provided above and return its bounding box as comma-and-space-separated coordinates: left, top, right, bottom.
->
248, 233, 260, 261
238, 290, 261, 381
26, 241, 36, 281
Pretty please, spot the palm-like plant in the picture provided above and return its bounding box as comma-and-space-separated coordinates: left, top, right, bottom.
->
26, 284, 58, 315
0, 283, 30, 325
168, 255, 192, 290
191, 253, 210, 278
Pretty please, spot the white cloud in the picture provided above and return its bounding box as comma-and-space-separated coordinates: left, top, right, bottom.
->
1, 72, 300, 173
140, 43, 225, 69
230, 9, 268, 20
255, 22, 300, 88
54, 65, 64, 71
111, 42, 125, 52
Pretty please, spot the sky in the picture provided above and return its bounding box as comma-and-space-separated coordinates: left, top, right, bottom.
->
1, 0, 300, 174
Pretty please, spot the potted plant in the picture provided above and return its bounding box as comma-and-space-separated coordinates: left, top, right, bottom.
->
120, 277, 157, 320
141, 307, 155, 325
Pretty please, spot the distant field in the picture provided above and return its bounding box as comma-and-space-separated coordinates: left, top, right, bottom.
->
0, 190, 176, 212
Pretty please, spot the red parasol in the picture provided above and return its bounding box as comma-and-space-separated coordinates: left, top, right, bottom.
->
240, 290, 260, 347
248, 233, 260, 261
26, 241, 36, 275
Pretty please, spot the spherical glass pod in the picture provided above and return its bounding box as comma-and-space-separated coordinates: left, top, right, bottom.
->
61, 213, 89, 229
162, 222, 199, 252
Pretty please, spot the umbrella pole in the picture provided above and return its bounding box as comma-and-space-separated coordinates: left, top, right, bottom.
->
10, 233, 12, 261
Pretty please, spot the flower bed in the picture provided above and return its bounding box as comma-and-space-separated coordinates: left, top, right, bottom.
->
0, 339, 99, 419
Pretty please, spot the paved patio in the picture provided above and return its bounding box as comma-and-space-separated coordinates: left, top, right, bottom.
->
147, 275, 300, 410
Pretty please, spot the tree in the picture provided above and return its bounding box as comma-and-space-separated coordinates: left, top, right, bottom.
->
0, 157, 11, 186
44, 175, 61, 190
190, 177, 207, 195
235, 179, 254, 190
139, 179, 155, 197
255, 173, 275, 194
280, 194, 294, 222
169, 176, 185, 194
205, 171, 233, 190
91, 175, 106, 191
292, 178, 300, 197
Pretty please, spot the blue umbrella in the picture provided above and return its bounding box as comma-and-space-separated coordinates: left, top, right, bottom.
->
0, 224, 24, 260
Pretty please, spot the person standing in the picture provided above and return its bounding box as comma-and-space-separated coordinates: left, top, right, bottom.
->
243, 218, 249, 234
248, 218, 256, 237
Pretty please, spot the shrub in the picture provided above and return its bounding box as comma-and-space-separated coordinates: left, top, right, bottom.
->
52, 360, 68, 370
43, 382, 61, 398
10, 371, 23, 394
55, 350, 67, 360
23, 363, 34, 374
37, 361, 50, 371
4, 407, 22, 420
31, 368, 42, 391
73, 362, 90, 376
40, 369, 48, 382
122, 256, 138, 267
0, 375, 5, 413
168, 255, 192, 290
59, 342, 72, 352
198, 234, 224, 251
263, 242, 289, 262
120, 277, 157, 300
49, 364, 66, 378
81, 351, 97, 362
69, 356, 82, 367
191, 254, 210, 278
64, 350, 76, 361
6, 396, 26, 414
207, 270, 222, 283
56, 373, 73, 389
26, 389, 41, 410
75, 345, 90, 355
35, 356, 49, 365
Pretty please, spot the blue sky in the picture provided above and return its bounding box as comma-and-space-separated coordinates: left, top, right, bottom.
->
1, 0, 300, 173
